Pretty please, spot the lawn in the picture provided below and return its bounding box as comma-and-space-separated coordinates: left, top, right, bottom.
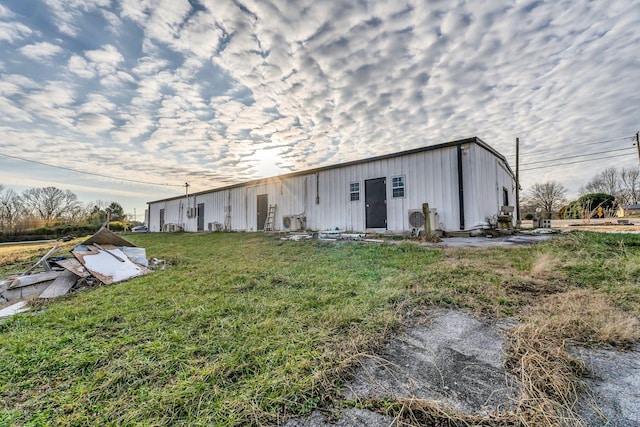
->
0, 232, 639, 426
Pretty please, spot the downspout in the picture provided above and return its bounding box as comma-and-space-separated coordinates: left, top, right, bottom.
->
457, 144, 465, 231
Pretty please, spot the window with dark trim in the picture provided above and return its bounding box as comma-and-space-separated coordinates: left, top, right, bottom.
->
350, 182, 360, 201
392, 176, 405, 198
503, 187, 509, 206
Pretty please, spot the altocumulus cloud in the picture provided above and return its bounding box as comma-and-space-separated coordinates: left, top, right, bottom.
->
0, 0, 638, 200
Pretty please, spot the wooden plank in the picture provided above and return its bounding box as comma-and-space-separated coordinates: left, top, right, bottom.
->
56, 258, 91, 278
9, 271, 61, 289
24, 245, 57, 274
39, 270, 79, 299
0, 301, 28, 319
3, 281, 53, 300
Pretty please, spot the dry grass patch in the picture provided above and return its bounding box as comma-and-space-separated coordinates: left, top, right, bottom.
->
364, 397, 520, 427
504, 289, 639, 427
529, 252, 561, 279
522, 289, 640, 348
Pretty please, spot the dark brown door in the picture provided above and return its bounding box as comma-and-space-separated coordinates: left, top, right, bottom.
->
257, 194, 268, 230
365, 178, 387, 229
197, 203, 205, 231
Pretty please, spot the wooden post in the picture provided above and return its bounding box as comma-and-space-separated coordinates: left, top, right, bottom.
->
515, 137, 521, 227
422, 202, 431, 235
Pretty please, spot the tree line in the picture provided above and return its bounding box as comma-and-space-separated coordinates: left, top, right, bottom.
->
523, 166, 640, 219
0, 185, 128, 233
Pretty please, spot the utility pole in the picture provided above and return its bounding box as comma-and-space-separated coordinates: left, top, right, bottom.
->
635, 131, 640, 165
515, 137, 521, 226
183, 182, 190, 226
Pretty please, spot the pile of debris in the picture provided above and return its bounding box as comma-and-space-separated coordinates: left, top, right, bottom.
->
280, 230, 384, 242
0, 227, 151, 319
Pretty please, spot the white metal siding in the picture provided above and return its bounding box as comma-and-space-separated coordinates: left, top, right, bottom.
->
147, 141, 514, 233
464, 144, 517, 229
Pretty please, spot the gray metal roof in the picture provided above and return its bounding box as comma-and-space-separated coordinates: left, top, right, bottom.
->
148, 136, 514, 204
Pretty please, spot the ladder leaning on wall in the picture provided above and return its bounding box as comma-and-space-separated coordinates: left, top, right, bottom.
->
264, 204, 277, 232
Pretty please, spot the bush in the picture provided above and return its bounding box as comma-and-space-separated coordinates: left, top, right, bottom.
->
108, 221, 126, 231
562, 193, 616, 219
0, 224, 102, 243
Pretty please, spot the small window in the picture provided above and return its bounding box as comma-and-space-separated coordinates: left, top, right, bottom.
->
350, 182, 360, 201
503, 187, 509, 206
392, 176, 405, 198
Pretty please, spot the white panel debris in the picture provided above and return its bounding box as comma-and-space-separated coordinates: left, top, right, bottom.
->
0, 301, 28, 319
121, 247, 148, 267
78, 248, 148, 284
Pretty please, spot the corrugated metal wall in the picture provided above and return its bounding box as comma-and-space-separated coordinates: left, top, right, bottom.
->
147, 141, 515, 233
464, 144, 517, 228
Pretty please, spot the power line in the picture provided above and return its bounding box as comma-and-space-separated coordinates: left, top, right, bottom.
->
503, 134, 634, 158
0, 152, 185, 188
520, 152, 634, 172
520, 146, 635, 166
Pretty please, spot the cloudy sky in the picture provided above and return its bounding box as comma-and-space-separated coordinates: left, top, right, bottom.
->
1, 0, 638, 219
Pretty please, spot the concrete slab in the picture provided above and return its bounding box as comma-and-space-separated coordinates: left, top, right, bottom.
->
283, 408, 396, 427
433, 234, 554, 248
342, 309, 519, 415
571, 345, 640, 427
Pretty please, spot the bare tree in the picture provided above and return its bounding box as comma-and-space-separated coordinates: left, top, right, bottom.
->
21, 187, 80, 224
525, 181, 567, 216
583, 167, 621, 200
620, 167, 640, 204
0, 187, 24, 232
581, 166, 640, 205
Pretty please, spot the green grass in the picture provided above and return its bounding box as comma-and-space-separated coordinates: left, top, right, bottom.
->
0, 234, 441, 426
1, 232, 639, 426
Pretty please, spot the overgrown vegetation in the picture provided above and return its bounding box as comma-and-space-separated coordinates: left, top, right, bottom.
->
1, 232, 638, 426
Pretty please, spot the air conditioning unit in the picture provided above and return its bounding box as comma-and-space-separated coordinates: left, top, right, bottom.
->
208, 222, 222, 232
408, 208, 440, 234
282, 215, 303, 231
431, 208, 439, 230
408, 209, 426, 232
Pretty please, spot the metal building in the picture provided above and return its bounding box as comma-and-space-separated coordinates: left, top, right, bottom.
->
146, 137, 516, 234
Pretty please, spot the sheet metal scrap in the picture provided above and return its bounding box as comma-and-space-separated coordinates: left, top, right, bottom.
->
1, 246, 63, 302
81, 226, 136, 248
71, 245, 150, 285
1, 228, 151, 310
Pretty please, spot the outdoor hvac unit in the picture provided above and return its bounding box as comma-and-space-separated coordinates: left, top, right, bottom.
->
208, 222, 222, 232
408, 209, 426, 230
408, 208, 440, 234
282, 215, 303, 231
